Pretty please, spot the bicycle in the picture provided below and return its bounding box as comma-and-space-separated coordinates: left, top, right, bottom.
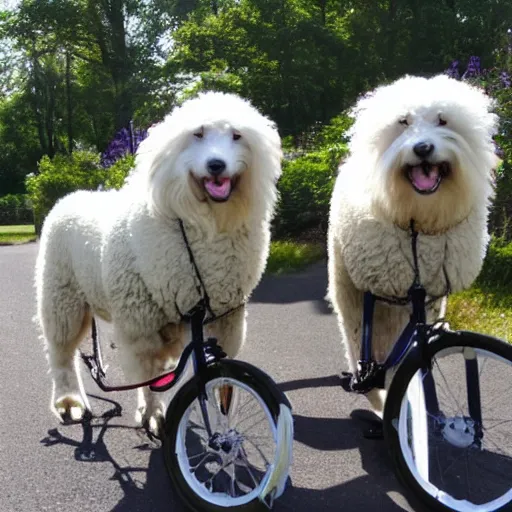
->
340, 220, 512, 512
80, 220, 294, 512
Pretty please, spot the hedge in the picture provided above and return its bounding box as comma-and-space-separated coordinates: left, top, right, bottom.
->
0, 193, 33, 225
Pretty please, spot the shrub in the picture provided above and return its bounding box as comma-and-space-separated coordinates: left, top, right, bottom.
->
0, 193, 33, 225
445, 48, 512, 240
26, 151, 107, 234
101, 126, 148, 168
274, 144, 347, 239
476, 238, 512, 292
104, 154, 136, 190
266, 241, 325, 275
274, 111, 350, 239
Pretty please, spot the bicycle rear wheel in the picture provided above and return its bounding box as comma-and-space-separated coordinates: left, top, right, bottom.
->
384, 330, 512, 512
162, 359, 293, 511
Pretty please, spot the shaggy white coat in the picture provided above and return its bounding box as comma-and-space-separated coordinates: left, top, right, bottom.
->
327, 75, 500, 414
35, 92, 282, 429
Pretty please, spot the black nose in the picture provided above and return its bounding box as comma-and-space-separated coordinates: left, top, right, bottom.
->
413, 142, 434, 158
207, 158, 226, 176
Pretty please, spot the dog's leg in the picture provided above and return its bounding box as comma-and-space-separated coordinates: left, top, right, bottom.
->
117, 323, 186, 435
327, 241, 362, 375
204, 307, 246, 415
329, 243, 391, 419
41, 300, 92, 423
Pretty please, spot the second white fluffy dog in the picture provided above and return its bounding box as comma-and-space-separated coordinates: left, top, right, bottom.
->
35, 92, 282, 431
328, 75, 499, 414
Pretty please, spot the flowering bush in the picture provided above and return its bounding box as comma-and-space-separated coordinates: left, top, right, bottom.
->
445, 43, 512, 239
101, 125, 148, 168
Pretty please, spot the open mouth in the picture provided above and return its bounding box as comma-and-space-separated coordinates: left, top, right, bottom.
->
202, 176, 238, 202
405, 161, 451, 195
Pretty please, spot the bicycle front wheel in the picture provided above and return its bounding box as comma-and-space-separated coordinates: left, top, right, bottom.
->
162, 359, 293, 511
384, 330, 512, 512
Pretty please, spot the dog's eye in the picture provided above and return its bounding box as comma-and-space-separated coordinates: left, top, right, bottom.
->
193, 132, 203, 139
233, 133, 241, 141
438, 117, 447, 126
399, 118, 409, 126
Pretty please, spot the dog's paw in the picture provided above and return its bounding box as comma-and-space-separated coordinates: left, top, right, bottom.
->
53, 394, 89, 424
138, 406, 165, 439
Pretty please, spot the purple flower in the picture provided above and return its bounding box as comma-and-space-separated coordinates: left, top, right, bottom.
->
101, 125, 149, 168
445, 60, 460, 79
500, 71, 511, 88
462, 56, 481, 79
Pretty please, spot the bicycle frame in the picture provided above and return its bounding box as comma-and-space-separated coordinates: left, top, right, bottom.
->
351, 281, 484, 444
81, 301, 227, 439
360, 284, 427, 374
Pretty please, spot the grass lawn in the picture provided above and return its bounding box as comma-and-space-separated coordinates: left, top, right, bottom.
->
443, 241, 512, 340
0, 224, 37, 244
264, 239, 512, 341
266, 241, 325, 275
447, 287, 512, 340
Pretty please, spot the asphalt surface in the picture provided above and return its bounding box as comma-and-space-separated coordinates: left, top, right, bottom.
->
0, 242, 414, 512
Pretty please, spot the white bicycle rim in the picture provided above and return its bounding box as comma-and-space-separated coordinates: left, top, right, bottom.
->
175, 377, 277, 507
397, 346, 512, 512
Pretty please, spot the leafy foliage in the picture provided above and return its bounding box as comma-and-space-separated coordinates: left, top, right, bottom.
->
25, 151, 106, 233
266, 241, 325, 275
0, 193, 33, 225
273, 112, 350, 239
104, 154, 136, 190
446, 36, 512, 240
274, 133, 347, 239
1, 0, 512, 237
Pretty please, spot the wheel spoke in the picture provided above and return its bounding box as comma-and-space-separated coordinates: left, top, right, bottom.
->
172, 375, 278, 508
392, 344, 512, 511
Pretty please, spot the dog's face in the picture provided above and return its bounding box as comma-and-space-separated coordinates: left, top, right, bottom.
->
175, 122, 252, 203
131, 92, 282, 232
350, 75, 499, 233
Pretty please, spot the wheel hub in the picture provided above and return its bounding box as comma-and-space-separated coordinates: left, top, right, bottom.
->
208, 429, 244, 459
441, 415, 476, 448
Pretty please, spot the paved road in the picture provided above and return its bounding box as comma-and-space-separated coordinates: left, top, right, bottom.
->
0, 243, 414, 512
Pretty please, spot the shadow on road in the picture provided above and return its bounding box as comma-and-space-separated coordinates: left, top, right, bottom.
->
40, 382, 411, 512
40, 394, 180, 512
252, 263, 332, 314
274, 375, 412, 512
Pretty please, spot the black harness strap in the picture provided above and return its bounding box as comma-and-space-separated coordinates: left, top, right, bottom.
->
340, 219, 452, 396
81, 218, 245, 392
371, 219, 451, 307
177, 218, 216, 320
177, 218, 246, 324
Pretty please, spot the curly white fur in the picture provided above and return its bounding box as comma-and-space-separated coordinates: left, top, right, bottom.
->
35, 91, 282, 430
327, 75, 500, 415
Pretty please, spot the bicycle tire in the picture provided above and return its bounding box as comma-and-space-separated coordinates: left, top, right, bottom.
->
384, 329, 512, 512
162, 359, 293, 512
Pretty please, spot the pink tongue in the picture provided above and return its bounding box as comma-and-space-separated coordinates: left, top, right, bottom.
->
204, 177, 232, 199
410, 165, 440, 191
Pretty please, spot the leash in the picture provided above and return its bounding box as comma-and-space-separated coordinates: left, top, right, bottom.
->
81, 218, 245, 392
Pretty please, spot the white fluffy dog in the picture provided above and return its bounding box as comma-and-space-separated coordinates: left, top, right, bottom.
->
35, 91, 282, 431
328, 75, 499, 414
